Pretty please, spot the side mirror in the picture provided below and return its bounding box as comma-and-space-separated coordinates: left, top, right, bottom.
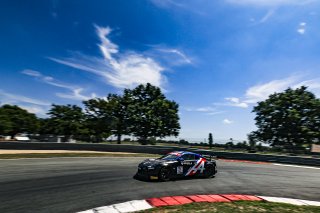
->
177, 157, 184, 162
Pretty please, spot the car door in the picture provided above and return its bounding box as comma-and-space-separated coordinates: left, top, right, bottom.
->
180, 154, 196, 176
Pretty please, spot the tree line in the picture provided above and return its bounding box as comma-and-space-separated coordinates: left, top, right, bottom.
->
0, 83, 180, 144
1, 84, 319, 152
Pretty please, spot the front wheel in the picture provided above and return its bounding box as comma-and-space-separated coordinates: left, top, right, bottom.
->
158, 167, 171, 181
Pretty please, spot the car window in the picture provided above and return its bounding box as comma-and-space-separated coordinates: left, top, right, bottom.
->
160, 154, 178, 161
182, 154, 195, 160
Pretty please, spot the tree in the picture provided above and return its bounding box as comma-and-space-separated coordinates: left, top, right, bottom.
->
0, 105, 39, 137
208, 133, 213, 149
47, 104, 87, 142
107, 94, 131, 144
83, 94, 131, 144
83, 98, 114, 142
250, 86, 320, 151
247, 132, 257, 148
125, 83, 180, 144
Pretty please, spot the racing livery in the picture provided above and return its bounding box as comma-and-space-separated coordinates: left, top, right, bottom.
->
135, 151, 217, 181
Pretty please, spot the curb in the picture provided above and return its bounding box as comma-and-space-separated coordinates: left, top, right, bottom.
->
77, 194, 320, 213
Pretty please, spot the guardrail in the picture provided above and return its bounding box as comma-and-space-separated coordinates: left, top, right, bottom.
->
0, 142, 319, 166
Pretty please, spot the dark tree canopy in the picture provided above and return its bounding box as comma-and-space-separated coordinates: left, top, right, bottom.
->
106, 94, 131, 144
250, 86, 320, 149
0, 104, 39, 137
83, 94, 130, 143
125, 83, 180, 144
47, 104, 87, 141
83, 98, 114, 142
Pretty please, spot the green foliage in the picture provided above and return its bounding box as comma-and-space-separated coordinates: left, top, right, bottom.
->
1, 84, 181, 143
83, 98, 114, 142
0, 104, 39, 137
124, 83, 180, 144
107, 94, 131, 144
47, 104, 87, 141
250, 86, 320, 151
208, 133, 213, 148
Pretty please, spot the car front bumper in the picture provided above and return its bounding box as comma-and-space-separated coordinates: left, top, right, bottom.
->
135, 166, 159, 180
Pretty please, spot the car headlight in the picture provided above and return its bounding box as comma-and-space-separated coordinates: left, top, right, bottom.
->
147, 165, 155, 170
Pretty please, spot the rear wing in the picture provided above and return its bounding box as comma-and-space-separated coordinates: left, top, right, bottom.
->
202, 154, 217, 162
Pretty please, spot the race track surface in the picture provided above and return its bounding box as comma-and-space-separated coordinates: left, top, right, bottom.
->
0, 157, 319, 213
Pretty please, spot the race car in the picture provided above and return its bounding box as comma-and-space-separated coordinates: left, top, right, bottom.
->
135, 151, 217, 181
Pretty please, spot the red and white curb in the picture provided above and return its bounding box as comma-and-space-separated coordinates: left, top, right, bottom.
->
77, 194, 320, 213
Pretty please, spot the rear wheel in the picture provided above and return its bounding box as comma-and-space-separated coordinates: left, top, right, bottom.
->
204, 165, 216, 178
158, 167, 171, 181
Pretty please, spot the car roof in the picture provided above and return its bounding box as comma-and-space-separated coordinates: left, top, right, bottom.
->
168, 151, 201, 157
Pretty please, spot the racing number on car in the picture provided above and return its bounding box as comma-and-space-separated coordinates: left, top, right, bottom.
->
177, 166, 183, 174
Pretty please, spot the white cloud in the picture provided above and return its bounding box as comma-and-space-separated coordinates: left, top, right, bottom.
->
56, 88, 96, 101
22, 69, 96, 101
49, 25, 167, 89
244, 76, 298, 103
0, 90, 51, 106
224, 76, 320, 108
21, 69, 41, 77
184, 106, 225, 115
224, 97, 249, 108
259, 9, 275, 23
297, 22, 306, 35
19, 105, 48, 116
226, 0, 316, 7
223, 119, 234, 124
151, 0, 185, 8
156, 48, 193, 65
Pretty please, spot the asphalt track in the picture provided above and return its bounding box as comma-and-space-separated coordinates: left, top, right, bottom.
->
0, 157, 319, 213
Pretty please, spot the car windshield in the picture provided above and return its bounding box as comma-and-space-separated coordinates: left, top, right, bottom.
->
159, 154, 179, 161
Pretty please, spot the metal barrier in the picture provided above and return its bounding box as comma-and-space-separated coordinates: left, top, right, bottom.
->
0, 142, 319, 166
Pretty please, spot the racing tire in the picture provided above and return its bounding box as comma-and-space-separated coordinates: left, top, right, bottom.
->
204, 165, 216, 178
158, 167, 171, 181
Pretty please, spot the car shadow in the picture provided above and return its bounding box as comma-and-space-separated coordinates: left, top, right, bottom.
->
133, 174, 216, 182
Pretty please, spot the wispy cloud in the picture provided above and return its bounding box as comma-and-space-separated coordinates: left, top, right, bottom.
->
49, 25, 167, 89
151, 48, 193, 66
22, 69, 96, 101
297, 22, 306, 35
184, 106, 225, 115
56, 88, 96, 101
223, 75, 320, 108
223, 119, 234, 124
226, 0, 316, 7
223, 97, 249, 108
259, 9, 276, 23
0, 90, 51, 106
19, 105, 48, 116
150, 0, 207, 15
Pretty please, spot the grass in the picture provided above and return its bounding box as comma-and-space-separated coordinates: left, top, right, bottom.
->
0, 153, 160, 159
138, 201, 320, 213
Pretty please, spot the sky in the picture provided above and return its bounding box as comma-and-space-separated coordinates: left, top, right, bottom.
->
1, 0, 320, 142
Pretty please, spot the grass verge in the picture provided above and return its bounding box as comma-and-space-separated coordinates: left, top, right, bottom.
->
0, 153, 160, 159
139, 201, 320, 213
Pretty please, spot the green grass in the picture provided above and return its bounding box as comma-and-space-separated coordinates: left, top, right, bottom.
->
0, 153, 160, 159
139, 201, 320, 213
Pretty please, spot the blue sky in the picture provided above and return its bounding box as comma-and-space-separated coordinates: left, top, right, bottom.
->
1, 0, 320, 142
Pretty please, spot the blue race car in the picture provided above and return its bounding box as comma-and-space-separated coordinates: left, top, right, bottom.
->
135, 151, 217, 181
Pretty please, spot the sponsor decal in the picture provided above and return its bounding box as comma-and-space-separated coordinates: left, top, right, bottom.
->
150, 176, 158, 180
185, 158, 206, 176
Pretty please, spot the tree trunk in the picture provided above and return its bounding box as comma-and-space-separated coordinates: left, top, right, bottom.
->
117, 134, 121, 144
139, 137, 148, 145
